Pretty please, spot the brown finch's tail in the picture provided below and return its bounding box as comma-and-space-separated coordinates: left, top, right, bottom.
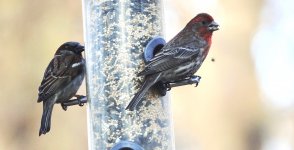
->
39, 102, 54, 136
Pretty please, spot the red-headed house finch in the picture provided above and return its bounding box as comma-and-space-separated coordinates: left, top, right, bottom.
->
38, 42, 85, 135
126, 13, 219, 111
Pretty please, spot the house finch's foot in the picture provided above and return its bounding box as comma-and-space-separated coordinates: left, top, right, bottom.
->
164, 83, 171, 91
153, 82, 168, 96
169, 75, 201, 88
190, 75, 201, 87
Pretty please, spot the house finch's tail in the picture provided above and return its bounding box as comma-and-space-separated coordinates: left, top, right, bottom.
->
126, 73, 161, 111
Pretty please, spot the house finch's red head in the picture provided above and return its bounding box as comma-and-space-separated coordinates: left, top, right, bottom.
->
184, 13, 219, 44
187, 13, 219, 35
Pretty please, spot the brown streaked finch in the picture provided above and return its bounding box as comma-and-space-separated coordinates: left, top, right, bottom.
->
38, 42, 85, 135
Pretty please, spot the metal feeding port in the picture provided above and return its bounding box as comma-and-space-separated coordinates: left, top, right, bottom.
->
111, 141, 144, 150
143, 36, 166, 63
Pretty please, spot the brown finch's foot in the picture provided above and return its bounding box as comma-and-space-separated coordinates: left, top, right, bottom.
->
60, 96, 87, 110
61, 103, 68, 111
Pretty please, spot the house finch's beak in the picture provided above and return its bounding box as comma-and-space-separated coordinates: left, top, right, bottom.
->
208, 21, 219, 31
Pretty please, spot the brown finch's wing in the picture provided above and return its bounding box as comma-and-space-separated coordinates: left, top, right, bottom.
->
37, 55, 75, 102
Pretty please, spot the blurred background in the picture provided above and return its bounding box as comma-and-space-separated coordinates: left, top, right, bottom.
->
1, 0, 294, 150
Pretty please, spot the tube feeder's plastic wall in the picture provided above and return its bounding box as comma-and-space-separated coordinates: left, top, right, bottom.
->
82, 0, 174, 150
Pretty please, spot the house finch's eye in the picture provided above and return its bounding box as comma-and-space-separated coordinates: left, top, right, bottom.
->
202, 21, 207, 25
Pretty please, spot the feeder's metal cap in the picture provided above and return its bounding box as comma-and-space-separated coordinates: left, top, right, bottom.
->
111, 141, 144, 150
144, 36, 166, 63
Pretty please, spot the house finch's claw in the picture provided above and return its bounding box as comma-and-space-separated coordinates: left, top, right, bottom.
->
190, 75, 201, 87
195, 83, 199, 87
165, 83, 171, 91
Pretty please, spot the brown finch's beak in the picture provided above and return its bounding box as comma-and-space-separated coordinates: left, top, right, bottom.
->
76, 44, 85, 53
208, 21, 219, 31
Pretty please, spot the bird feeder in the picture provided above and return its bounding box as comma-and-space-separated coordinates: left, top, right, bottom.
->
82, 0, 175, 149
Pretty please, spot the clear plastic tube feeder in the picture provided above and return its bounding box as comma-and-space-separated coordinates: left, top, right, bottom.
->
82, 0, 175, 149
